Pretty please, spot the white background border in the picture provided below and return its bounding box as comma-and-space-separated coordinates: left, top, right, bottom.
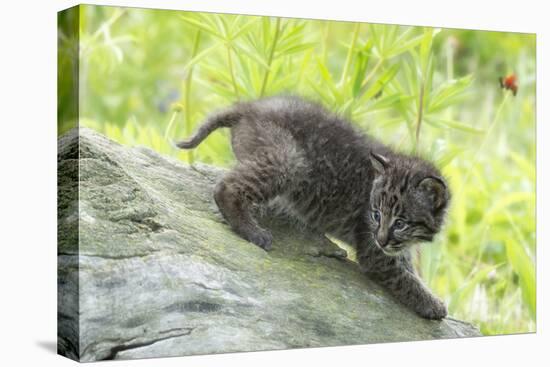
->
0, 1, 546, 366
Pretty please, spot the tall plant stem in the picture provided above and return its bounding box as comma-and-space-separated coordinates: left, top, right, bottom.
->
458, 91, 511, 192
339, 23, 361, 87
181, 30, 203, 164
414, 80, 426, 154
164, 110, 180, 143
226, 43, 240, 99
260, 17, 282, 96
360, 57, 384, 89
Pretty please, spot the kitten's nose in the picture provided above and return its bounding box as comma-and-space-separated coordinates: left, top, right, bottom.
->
377, 233, 389, 247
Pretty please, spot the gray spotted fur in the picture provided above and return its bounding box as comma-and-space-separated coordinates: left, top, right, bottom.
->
176, 95, 451, 319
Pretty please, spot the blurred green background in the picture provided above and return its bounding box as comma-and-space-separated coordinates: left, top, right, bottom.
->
58, 5, 536, 335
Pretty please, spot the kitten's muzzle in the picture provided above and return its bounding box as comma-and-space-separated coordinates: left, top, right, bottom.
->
376, 233, 389, 248
375, 239, 404, 256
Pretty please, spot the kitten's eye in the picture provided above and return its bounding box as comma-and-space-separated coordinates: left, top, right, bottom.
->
393, 219, 406, 230
372, 210, 381, 223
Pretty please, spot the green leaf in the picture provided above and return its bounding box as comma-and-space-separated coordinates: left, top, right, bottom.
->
216, 14, 230, 38
316, 58, 334, 84
180, 15, 224, 40
428, 75, 474, 113
275, 42, 316, 57
306, 77, 335, 105
424, 118, 485, 135
360, 63, 400, 101
197, 12, 221, 33
232, 42, 271, 70
367, 93, 414, 112
505, 238, 536, 319
384, 25, 398, 49
419, 28, 434, 71
510, 152, 536, 182
230, 14, 242, 29
336, 98, 355, 117
278, 22, 307, 45
386, 33, 424, 59
423, 55, 435, 106
351, 41, 373, 98
402, 56, 418, 96
181, 42, 222, 72
435, 147, 466, 168
485, 192, 536, 221
232, 17, 260, 39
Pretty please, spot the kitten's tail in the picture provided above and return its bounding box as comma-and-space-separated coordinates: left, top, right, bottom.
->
174, 109, 242, 149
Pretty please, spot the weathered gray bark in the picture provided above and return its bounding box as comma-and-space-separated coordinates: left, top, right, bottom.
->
57, 128, 481, 362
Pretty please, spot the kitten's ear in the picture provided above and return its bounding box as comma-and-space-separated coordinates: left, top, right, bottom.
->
417, 176, 448, 212
369, 152, 389, 175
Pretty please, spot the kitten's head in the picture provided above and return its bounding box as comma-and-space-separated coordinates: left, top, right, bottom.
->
367, 152, 450, 256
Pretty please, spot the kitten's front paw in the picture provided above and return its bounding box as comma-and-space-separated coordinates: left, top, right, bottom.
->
249, 230, 273, 251
417, 297, 448, 320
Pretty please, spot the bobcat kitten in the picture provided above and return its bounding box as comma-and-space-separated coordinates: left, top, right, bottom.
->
176, 96, 450, 319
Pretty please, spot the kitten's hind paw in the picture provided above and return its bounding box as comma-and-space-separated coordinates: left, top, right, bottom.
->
305, 236, 348, 259
306, 245, 348, 259
248, 230, 273, 251
417, 297, 448, 320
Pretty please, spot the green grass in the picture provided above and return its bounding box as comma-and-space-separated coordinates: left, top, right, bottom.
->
60, 5, 536, 335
